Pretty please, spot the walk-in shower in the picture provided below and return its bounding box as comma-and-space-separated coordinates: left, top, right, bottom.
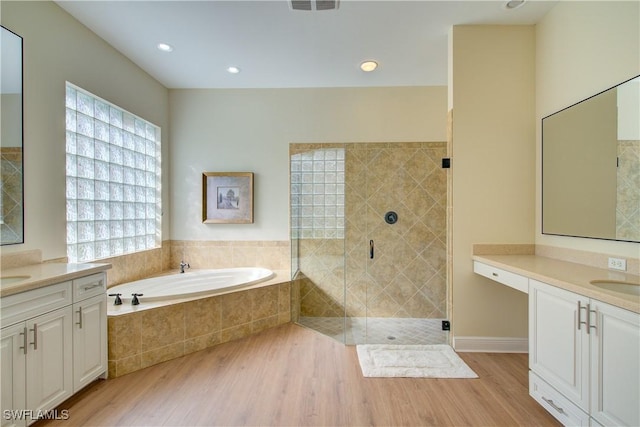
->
290, 142, 449, 345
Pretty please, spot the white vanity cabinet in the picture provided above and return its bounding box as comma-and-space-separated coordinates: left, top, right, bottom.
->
1, 272, 107, 426
72, 274, 107, 392
1, 282, 73, 427
529, 279, 640, 427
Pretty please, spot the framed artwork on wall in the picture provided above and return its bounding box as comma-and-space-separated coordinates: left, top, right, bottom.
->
202, 172, 254, 223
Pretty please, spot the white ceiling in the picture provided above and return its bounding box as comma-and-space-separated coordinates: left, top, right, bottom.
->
55, 0, 558, 89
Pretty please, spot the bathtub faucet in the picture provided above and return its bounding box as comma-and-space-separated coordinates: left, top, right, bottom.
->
180, 260, 191, 273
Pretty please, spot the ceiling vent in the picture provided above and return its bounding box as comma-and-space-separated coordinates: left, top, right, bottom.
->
290, 0, 339, 11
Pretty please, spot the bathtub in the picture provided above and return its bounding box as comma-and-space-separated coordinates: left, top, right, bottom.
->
107, 267, 276, 305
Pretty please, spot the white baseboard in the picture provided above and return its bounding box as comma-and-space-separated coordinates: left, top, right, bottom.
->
453, 336, 528, 353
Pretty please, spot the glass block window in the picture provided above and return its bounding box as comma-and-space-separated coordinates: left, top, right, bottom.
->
65, 83, 161, 262
290, 148, 345, 239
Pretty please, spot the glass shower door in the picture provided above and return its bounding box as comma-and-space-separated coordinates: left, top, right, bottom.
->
351, 142, 449, 345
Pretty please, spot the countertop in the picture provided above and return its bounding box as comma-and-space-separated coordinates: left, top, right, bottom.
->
473, 254, 640, 314
1, 262, 112, 297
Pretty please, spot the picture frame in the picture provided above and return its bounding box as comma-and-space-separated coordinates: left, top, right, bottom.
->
202, 172, 254, 223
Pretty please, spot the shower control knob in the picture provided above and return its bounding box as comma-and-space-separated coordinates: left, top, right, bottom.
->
385, 211, 398, 225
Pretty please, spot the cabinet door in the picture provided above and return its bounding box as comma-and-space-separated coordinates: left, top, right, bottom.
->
25, 307, 73, 418
73, 294, 107, 392
590, 301, 640, 427
529, 279, 590, 411
1, 324, 27, 427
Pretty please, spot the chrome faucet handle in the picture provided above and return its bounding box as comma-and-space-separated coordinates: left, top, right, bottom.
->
180, 261, 190, 273
131, 293, 143, 305
108, 293, 123, 305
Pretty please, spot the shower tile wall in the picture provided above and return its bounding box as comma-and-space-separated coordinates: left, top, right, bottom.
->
292, 142, 447, 320
345, 142, 447, 318
616, 140, 640, 241
0, 147, 23, 243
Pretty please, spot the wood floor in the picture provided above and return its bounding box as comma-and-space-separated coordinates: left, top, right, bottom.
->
37, 323, 560, 427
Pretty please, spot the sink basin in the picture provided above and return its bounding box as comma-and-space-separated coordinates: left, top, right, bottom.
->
590, 280, 640, 296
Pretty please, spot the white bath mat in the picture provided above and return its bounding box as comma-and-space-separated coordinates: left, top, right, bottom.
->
356, 344, 478, 378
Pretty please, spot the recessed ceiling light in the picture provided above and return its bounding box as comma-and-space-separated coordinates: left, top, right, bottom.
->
360, 61, 378, 72
157, 43, 173, 52
504, 0, 526, 10
227, 66, 241, 74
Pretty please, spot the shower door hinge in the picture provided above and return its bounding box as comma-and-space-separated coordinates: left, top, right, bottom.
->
442, 320, 451, 331
442, 158, 451, 169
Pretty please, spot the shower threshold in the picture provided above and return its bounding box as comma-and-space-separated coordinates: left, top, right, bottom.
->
297, 316, 448, 345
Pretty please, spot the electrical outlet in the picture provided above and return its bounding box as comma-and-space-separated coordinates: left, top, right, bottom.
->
608, 257, 627, 271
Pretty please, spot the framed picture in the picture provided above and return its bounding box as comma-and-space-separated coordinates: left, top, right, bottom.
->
202, 172, 254, 223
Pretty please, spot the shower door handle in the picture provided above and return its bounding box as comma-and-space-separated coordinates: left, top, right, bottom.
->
370, 240, 374, 259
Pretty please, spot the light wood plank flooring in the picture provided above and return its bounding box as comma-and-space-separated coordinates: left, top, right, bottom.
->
36, 323, 560, 426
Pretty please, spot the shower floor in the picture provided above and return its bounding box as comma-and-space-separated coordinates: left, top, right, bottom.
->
297, 316, 448, 345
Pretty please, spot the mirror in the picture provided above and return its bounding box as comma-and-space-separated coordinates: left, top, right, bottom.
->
0, 26, 24, 245
542, 75, 640, 243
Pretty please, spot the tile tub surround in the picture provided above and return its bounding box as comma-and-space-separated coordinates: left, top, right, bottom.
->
170, 240, 290, 272
107, 281, 291, 377
101, 239, 289, 287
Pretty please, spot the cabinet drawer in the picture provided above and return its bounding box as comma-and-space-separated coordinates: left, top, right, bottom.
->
530, 371, 590, 426
1, 281, 72, 327
73, 273, 106, 301
473, 261, 528, 293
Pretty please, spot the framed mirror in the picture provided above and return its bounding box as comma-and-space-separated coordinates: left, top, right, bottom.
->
542, 75, 640, 243
0, 26, 24, 245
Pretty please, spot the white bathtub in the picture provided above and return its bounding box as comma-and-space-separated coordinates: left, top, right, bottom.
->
107, 267, 275, 305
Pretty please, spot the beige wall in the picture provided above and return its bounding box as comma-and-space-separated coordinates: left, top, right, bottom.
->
0, 1, 170, 260
168, 87, 447, 242
536, 1, 640, 257
450, 26, 536, 338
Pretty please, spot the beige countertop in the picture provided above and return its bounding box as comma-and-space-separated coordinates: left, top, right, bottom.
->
1, 262, 112, 297
472, 254, 640, 314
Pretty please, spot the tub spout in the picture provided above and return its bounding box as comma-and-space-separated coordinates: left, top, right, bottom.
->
180, 260, 190, 273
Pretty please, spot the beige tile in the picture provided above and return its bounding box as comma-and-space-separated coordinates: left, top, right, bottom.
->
220, 291, 252, 328
252, 286, 279, 320
185, 296, 221, 338
232, 246, 258, 267
115, 354, 142, 377
221, 323, 252, 343
107, 360, 117, 379
278, 283, 290, 314
110, 314, 142, 359
184, 331, 222, 355
140, 304, 185, 352
278, 312, 291, 325
252, 315, 279, 334
141, 342, 185, 369
209, 246, 233, 268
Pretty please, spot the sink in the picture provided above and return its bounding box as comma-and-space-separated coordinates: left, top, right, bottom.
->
0, 275, 31, 286
590, 280, 640, 296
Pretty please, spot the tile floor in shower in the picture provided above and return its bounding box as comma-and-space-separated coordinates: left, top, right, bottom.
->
297, 317, 449, 345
